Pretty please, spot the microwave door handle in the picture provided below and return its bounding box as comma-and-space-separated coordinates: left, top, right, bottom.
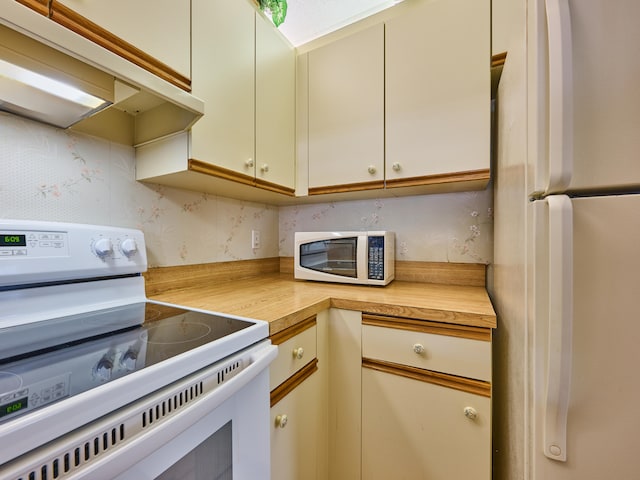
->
358, 235, 368, 282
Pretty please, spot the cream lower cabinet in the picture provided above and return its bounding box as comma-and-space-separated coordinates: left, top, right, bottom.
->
361, 314, 492, 479
269, 315, 322, 480
271, 371, 320, 480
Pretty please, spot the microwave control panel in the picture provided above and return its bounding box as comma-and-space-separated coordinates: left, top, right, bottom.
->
367, 236, 385, 280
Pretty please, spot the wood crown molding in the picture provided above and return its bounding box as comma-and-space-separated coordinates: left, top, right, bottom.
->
362, 358, 491, 397
49, 1, 191, 92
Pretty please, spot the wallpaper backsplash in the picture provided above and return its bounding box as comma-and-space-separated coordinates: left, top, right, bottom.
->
1, 112, 493, 267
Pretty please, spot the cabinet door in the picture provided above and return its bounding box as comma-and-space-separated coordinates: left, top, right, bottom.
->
191, 0, 255, 177
271, 371, 320, 480
385, 0, 490, 184
307, 24, 384, 192
54, 0, 190, 80
362, 368, 491, 480
255, 14, 296, 189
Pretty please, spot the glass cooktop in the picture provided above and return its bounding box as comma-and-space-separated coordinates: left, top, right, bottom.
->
0, 302, 256, 424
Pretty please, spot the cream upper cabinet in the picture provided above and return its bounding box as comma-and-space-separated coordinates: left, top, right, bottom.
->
191, 0, 255, 178
137, 0, 295, 198
255, 13, 296, 190
384, 0, 490, 187
52, 0, 190, 88
307, 24, 384, 194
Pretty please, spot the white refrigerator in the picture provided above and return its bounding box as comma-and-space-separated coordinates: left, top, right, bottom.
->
492, 0, 640, 478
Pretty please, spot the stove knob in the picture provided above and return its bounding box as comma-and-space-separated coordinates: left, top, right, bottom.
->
120, 349, 138, 371
94, 238, 114, 257
94, 357, 113, 382
120, 238, 138, 257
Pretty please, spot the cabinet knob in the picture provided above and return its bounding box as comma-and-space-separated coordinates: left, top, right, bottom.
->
260, 163, 269, 173
392, 162, 402, 172
463, 407, 478, 420
275, 414, 288, 428
412, 343, 425, 355
367, 165, 377, 175
292, 347, 304, 360
245, 158, 254, 168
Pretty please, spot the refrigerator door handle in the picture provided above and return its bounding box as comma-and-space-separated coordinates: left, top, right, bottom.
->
544, 0, 573, 194
544, 195, 574, 461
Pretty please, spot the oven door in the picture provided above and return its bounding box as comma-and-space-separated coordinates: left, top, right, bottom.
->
117, 362, 271, 480
1, 341, 276, 480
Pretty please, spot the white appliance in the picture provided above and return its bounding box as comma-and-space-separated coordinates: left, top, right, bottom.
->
0, 219, 277, 479
491, 0, 640, 479
294, 231, 395, 286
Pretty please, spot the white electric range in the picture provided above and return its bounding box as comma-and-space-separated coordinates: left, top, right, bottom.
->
0, 219, 276, 480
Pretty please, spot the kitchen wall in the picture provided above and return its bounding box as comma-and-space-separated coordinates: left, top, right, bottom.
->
0, 113, 279, 267
279, 192, 493, 263
1, 112, 493, 267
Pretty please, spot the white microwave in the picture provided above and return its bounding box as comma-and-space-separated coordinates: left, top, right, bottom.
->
294, 231, 395, 286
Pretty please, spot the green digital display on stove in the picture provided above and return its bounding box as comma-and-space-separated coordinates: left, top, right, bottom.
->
0, 234, 26, 247
0, 397, 28, 418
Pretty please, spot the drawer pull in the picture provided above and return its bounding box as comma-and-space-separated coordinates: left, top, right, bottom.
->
464, 407, 478, 420
275, 414, 288, 428
412, 343, 425, 355
292, 347, 305, 360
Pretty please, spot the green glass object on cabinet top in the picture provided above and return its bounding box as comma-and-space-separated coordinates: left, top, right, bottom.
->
260, 0, 288, 27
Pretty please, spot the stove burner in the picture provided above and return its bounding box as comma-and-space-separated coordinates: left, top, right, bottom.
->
144, 321, 213, 345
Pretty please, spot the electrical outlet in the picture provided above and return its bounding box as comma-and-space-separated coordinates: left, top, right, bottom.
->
251, 230, 261, 249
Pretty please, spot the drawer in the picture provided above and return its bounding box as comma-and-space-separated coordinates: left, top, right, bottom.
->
362, 316, 491, 382
270, 317, 317, 391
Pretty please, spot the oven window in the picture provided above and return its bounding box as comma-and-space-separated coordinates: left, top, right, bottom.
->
156, 421, 232, 480
299, 238, 357, 277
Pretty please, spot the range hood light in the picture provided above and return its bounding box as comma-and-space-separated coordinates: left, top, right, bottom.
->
0, 58, 111, 128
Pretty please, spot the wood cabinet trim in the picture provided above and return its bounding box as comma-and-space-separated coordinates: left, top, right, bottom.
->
362, 358, 491, 397
491, 52, 507, 68
385, 169, 491, 189
362, 314, 491, 342
254, 177, 296, 196
188, 159, 296, 196
309, 180, 385, 195
50, 1, 191, 91
270, 358, 318, 407
270, 315, 317, 345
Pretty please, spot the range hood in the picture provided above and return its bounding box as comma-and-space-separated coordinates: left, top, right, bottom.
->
0, 23, 203, 146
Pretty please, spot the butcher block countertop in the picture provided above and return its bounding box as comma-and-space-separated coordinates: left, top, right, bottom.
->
145, 259, 496, 336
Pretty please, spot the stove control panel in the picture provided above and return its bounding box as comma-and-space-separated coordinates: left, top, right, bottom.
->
0, 220, 147, 288
0, 373, 71, 422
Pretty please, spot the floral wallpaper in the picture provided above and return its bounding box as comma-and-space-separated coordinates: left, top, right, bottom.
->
0, 113, 279, 267
1, 112, 493, 268
279, 190, 493, 264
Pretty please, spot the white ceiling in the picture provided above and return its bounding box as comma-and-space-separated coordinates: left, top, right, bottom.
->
276, 0, 403, 46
